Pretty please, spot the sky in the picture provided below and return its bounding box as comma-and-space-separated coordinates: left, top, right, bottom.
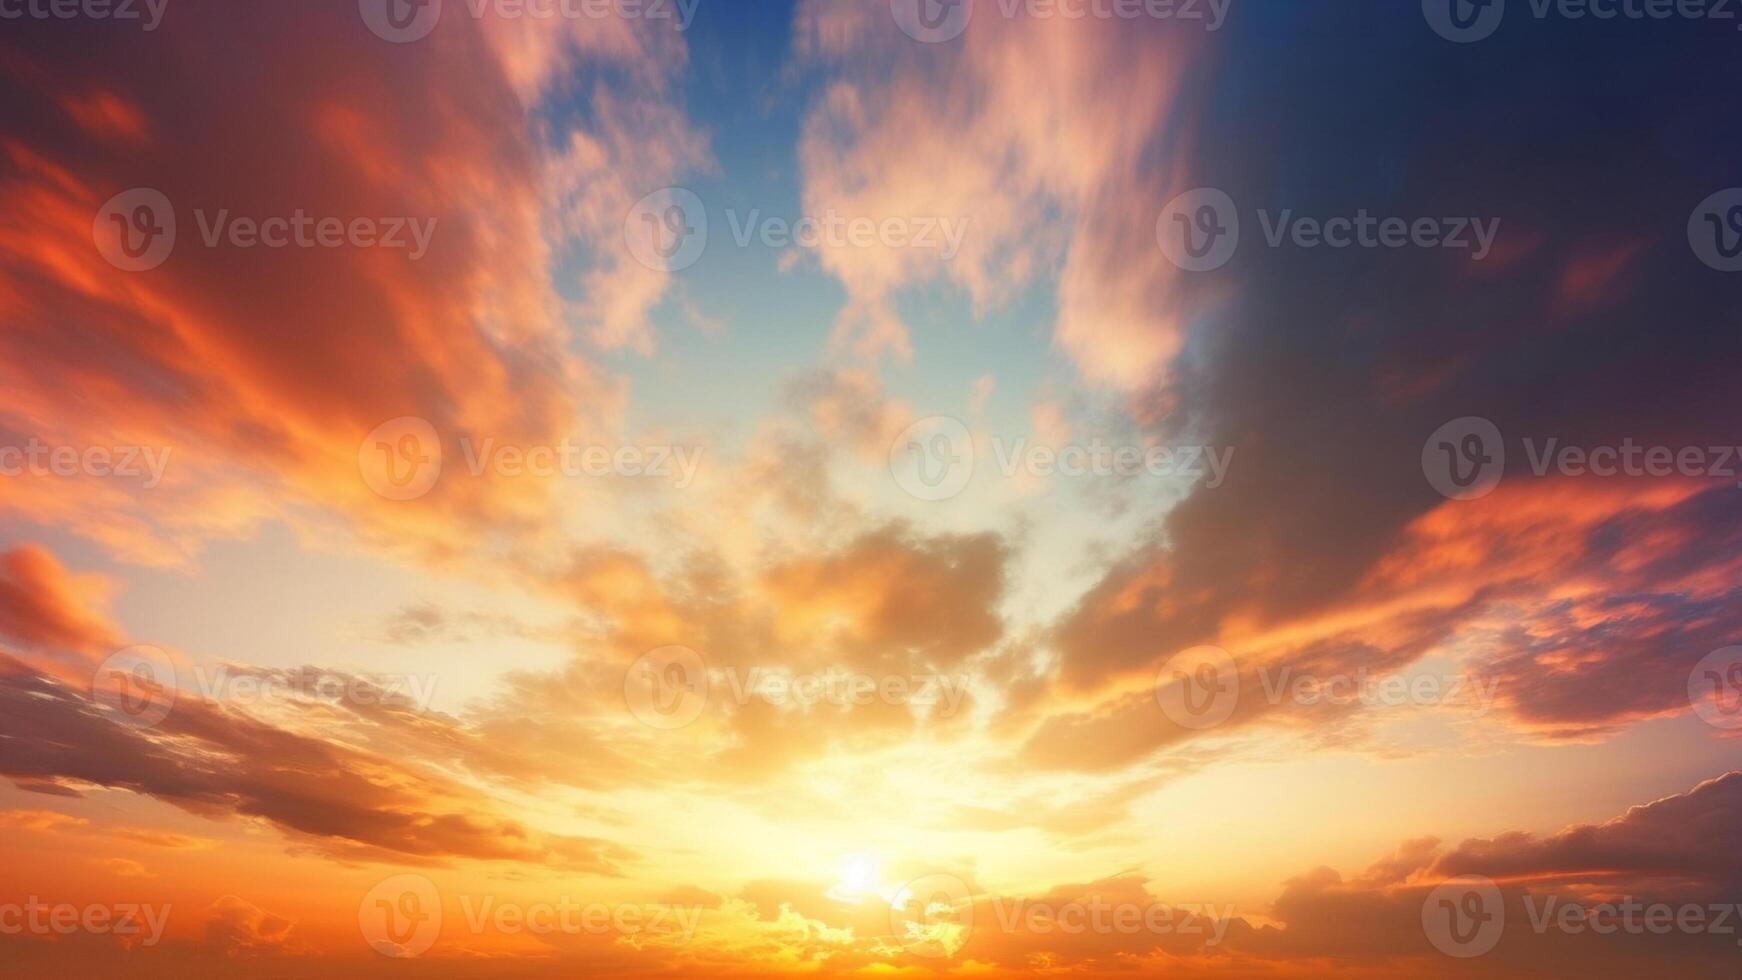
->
2, 0, 1742, 976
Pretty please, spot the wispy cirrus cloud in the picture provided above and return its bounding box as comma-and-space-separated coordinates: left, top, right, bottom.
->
790, 0, 1207, 384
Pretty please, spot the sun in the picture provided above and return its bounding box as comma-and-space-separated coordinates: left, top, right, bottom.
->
824, 852, 884, 905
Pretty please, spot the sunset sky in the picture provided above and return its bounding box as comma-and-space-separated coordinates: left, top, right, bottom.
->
3, 0, 1742, 976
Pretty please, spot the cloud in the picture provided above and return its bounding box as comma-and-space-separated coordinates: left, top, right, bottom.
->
790, 0, 1204, 383
200, 896, 295, 957
1004, 0, 1742, 767
0, 655, 631, 872
1213, 772, 1742, 975
1429, 771, 1742, 895
448, 522, 1013, 792
0, 545, 121, 673
0, 545, 629, 870
0, 0, 703, 568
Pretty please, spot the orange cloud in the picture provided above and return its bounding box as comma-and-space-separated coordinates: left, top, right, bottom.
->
0, 0, 704, 571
